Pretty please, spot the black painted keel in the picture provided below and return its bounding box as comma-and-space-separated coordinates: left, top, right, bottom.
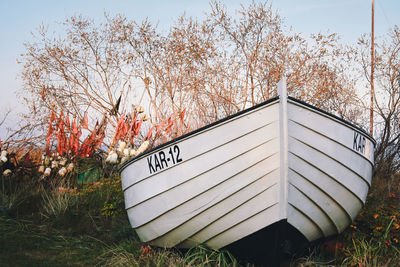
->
223, 219, 309, 266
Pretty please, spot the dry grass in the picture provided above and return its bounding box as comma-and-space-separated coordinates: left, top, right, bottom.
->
99, 245, 186, 267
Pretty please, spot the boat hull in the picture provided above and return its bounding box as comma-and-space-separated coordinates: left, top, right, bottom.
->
120, 90, 374, 251
286, 100, 373, 241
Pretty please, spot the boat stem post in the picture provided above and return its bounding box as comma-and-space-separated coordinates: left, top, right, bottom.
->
277, 78, 287, 100
278, 78, 288, 220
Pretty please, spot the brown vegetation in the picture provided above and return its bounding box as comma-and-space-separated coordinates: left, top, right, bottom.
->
16, 1, 365, 147
1, 1, 400, 266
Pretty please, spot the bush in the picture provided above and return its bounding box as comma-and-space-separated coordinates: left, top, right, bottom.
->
38, 175, 130, 240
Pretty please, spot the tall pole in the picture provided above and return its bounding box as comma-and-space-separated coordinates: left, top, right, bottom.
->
370, 0, 374, 136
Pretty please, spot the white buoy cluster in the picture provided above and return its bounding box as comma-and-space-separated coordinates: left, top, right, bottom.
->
1, 149, 12, 176
105, 105, 151, 165
38, 153, 75, 177
105, 140, 149, 165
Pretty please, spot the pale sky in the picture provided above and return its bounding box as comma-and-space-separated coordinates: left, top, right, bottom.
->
0, 0, 399, 138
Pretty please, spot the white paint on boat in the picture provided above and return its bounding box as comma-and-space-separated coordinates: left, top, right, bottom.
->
120, 79, 375, 248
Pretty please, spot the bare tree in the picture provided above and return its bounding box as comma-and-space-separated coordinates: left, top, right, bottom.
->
358, 26, 400, 179
204, 1, 360, 121
18, 2, 362, 148
19, 14, 139, 144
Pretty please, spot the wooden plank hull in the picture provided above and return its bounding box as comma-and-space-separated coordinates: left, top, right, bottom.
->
120, 88, 374, 250
286, 100, 373, 241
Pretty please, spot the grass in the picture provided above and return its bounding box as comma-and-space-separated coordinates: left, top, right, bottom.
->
0, 216, 104, 266
0, 166, 137, 266
99, 243, 186, 266
1, 160, 400, 266
41, 188, 74, 219
183, 245, 239, 266
0, 215, 240, 267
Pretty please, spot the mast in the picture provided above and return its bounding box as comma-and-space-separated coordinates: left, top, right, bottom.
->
370, 0, 374, 136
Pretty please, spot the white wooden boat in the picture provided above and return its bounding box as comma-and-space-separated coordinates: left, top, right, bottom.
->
120, 79, 375, 260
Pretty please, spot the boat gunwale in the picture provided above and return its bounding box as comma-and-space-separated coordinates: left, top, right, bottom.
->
119, 96, 280, 172
119, 96, 376, 173
287, 97, 376, 145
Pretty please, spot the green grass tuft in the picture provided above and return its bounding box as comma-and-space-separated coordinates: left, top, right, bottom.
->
184, 244, 240, 266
